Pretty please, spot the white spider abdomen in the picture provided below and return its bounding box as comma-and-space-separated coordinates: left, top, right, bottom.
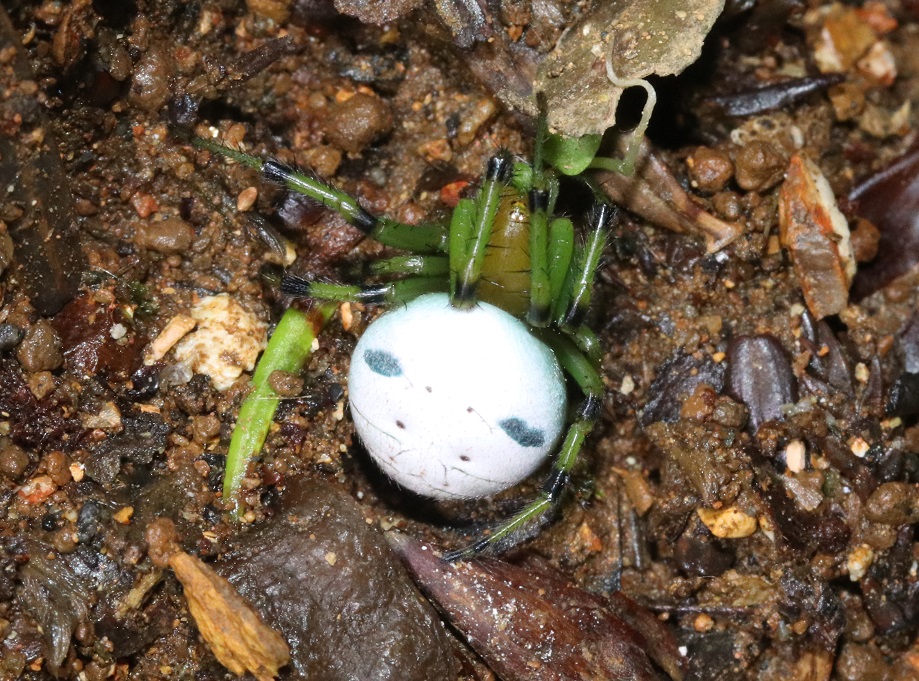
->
348, 293, 567, 500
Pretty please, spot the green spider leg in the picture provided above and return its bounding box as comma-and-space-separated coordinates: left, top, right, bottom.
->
280, 275, 445, 304
190, 134, 448, 253
366, 255, 450, 277
557, 203, 617, 327
444, 202, 615, 561
285, 255, 450, 303
444, 329, 604, 560
449, 153, 513, 307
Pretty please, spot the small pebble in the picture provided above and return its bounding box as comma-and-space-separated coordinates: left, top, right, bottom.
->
246, 0, 292, 23
0, 439, 31, 480
237, 187, 258, 212
456, 98, 497, 146
268, 370, 304, 397
134, 217, 195, 255
863, 482, 919, 525
323, 93, 393, 154
129, 42, 174, 113
0, 323, 24, 351
687, 147, 734, 193
849, 218, 881, 262
51, 527, 78, 554
835, 643, 887, 681
190, 414, 221, 444
113, 506, 135, 525
45, 451, 71, 486
130, 192, 159, 218
300, 145, 342, 178
16, 319, 63, 372
735, 140, 786, 192
712, 191, 743, 221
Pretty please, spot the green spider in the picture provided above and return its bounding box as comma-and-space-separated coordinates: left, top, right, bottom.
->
191, 95, 649, 558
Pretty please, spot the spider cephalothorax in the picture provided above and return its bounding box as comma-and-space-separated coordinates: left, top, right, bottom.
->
193, 131, 615, 559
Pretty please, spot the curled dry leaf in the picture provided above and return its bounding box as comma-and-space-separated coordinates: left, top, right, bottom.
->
536, 0, 725, 137
849, 142, 919, 300
598, 139, 743, 252
389, 532, 685, 681
145, 519, 290, 680
778, 154, 855, 320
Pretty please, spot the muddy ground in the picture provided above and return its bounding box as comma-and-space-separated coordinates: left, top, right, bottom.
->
1, 0, 919, 679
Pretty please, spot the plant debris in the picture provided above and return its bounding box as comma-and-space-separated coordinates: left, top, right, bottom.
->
146, 518, 290, 680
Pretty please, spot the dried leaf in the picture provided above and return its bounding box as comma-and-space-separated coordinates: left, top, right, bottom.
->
169, 552, 290, 680
849, 142, 919, 300
537, 0, 724, 137
778, 154, 855, 319
389, 533, 685, 681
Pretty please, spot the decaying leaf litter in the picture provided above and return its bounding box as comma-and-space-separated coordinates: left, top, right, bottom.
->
1, 0, 919, 679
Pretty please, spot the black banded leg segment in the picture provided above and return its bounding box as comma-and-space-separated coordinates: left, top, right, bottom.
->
281, 275, 445, 304
261, 160, 447, 252
444, 329, 604, 561
451, 153, 512, 308
188, 134, 448, 252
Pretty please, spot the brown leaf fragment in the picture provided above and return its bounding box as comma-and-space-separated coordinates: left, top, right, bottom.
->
778, 154, 855, 320
389, 532, 685, 681
171, 553, 290, 680
146, 519, 290, 680
849, 142, 919, 299
537, 0, 724, 137
598, 139, 742, 253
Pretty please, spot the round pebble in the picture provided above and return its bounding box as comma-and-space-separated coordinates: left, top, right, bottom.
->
0, 323, 24, 351
712, 191, 743, 221
688, 147, 734, 193
16, 319, 63, 372
190, 414, 221, 444
0, 439, 31, 481
134, 217, 195, 254
864, 482, 919, 525
323, 93, 393, 154
267, 370, 304, 397
735, 140, 786, 192
129, 42, 174, 113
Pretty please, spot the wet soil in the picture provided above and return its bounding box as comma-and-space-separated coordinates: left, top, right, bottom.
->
1, 1, 919, 680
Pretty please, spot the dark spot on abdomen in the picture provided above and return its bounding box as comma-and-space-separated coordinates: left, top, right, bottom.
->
499, 417, 545, 448
396, 420, 405, 429
364, 349, 403, 377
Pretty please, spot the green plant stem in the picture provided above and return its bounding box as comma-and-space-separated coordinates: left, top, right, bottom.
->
223, 303, 335, 520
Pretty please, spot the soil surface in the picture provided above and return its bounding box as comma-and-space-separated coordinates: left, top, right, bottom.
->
1, 1, 918, 680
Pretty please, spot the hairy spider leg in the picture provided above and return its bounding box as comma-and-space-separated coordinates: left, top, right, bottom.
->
450, 153, 513, 308
524, 97, 566, 328
443, 329, 604, 560
444, 203, 614, 560
366, 254, 450, 277
280, 275, 445, 304
555, 203, 617, 326
189, 133, 448, 253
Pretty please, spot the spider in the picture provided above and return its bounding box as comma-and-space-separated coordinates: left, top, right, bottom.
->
191, 121, 618, 560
